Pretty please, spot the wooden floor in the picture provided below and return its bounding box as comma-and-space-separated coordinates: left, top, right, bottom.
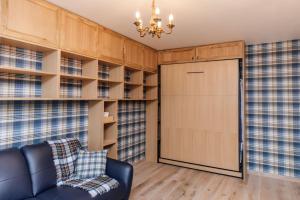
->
130, 161, 300, 200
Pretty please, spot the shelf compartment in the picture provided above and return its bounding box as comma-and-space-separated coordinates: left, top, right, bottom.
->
98, 81, 123, 99
98, 61, 123, 82
143, 86, 158, 100
124, 84, 143, 99
124, 67, 143, 85
103, 139, 117, 147
143, 71, 158, 86
0, 42, 60, 99
103, 116, 116, 124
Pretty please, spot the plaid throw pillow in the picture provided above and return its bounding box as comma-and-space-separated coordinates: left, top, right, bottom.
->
47, 138, 81, 183
75, 149, 108, 179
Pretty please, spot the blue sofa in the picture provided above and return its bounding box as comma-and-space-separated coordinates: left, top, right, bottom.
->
0, 143, 133, 200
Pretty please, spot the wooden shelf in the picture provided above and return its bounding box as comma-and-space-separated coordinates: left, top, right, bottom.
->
104, 118, 116, 124
125, 81, 142, 86
61, 73, 96, 81
98, 78, 122, 84
103, 139, 117, 147
144, 84, 158, 87
0, 66, 56, 76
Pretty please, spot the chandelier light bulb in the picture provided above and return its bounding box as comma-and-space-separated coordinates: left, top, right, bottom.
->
155, 7, 160, 15
169, 14, 174, 24
135, 11, 140, 20
157, 21, 162, 28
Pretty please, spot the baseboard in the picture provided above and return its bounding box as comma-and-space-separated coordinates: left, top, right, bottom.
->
159, 158, 243, 178
248, 171, 300, 183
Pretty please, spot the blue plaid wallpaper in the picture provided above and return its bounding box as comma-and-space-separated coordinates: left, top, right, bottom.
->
118, 101, 146, 163
0, 100, 88, 150
246, 40, 300, 178
0, 44, 88, 149
0, 44, 43, 97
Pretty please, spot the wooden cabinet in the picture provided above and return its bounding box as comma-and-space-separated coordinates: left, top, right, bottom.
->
124, 39, 144, 69
196, 41, 244, 61
98, 27, 124, 64
158, 48, 195, 64
143, 47, 157, 72
0, 0, 59, 47
59, 10, 98, 58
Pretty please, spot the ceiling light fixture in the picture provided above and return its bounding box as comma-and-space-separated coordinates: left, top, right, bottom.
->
134, 0, 175, 38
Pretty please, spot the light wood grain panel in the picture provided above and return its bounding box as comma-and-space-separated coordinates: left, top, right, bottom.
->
131, 161, 300, 200
146, 100, 158, 162
196, 41, 245, 61
59, 10, 98, 58
98, 26, 124, 64
158, 48, 195, 64
1, 0, 59, 47
143, 47, 157, 72
124, 39, 144, 69
161, 60, 239, 171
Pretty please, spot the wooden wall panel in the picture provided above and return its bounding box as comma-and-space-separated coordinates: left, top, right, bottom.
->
59, 10, 98, 57
161, 60, 239, 171
1, 0, 59, 47
98, 27, 124, 64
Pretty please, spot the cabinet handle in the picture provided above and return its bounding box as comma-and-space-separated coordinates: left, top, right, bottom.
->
192, 57, 194, 60
187, 71, 204, 74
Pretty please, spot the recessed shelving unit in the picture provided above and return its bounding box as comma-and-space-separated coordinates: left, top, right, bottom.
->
0, 37, 60, 99
103, 100, 118, 159
124, 67, 143, 99
98, 61, 123, 99
143, 71, 158, 100
60, 51, 98, 99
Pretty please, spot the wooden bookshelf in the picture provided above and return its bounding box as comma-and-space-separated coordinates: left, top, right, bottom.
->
0, 35, 158, 163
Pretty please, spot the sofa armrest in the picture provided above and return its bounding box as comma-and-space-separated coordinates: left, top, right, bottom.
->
106, 158, 133, 200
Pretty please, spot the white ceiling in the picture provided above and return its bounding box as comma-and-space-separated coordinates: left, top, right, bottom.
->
47, 0, 300, 50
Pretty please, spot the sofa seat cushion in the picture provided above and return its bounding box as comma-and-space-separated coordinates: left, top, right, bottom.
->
21, 143, 57, 196
36, 184, 126, 200
0, 148, 33, 200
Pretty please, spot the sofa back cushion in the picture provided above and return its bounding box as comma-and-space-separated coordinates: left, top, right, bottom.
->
0, 148, 33, 200
22, 143, 57, 195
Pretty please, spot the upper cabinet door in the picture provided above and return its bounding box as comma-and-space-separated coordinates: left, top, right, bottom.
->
158, 48, 196, 64
59, 10, 98, 57
196, 41, 245, 61
143, 47, 157, 72
0, 0, 59, 47
124, 39, 144, 69
98, 27, 124, 64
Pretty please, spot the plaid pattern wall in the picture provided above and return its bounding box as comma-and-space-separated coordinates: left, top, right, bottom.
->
60, 79, 82, 98
61, 57, 83, 75
0, 101, 88, 150
118, 101, 146, 163
0, 44, 43, 97
98, 83, 109, 98
246, 40, 300, 178
98, 64, 110, 80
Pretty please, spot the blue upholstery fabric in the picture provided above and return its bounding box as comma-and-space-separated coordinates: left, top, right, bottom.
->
17, 143, 132, 200
22, 143, 57, 195
106, 158, 133, 200
0, 148, 33, 200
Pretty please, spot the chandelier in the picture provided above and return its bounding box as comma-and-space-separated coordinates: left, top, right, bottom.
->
133, 0, 175, 38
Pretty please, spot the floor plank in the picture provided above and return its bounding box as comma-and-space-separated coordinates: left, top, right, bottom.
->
130, 161, 300, 200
